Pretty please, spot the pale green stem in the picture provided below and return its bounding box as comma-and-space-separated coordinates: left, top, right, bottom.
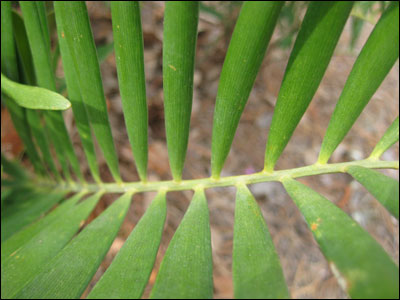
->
31, 159, 399, 194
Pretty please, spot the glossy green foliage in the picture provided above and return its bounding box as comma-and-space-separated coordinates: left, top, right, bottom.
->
19, 1, 54, 90
1, 192, 86, 262
1, 188, 37, 238
11, 11, 36, 85
55, 42, 115, 95
370, 116, 399, 159
163, 2, 199, 181
1, 73, 71, 110
233, 184, 289, 299
1, 1, 19, 80
1, 190, 65, 243
54, 1, 121, 182
17, 2, 68, 178
211, 2, 283, 177
11, 10, 60, 179
150, 189, 213, 299
15, 192, 132, 299
264, 1, 354, 171
283, 179, 399, 299
1, 192, 100, 299
20, 1, 83, 181
319, 2, 399, 163
1, 1, 44, 174
1, 2, 399, 299
348, 166, 399, 219
55, 11, 100, 183
88, 192, 167, 299
111, 1, 148, 181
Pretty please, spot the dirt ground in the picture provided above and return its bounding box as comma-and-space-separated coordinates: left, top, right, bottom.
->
1, 2, 398, 299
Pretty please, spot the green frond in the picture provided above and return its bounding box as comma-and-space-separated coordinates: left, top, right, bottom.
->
1, 1, 398, 299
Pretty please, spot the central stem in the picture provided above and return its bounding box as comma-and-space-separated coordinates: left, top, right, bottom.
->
39, 159, 399, 194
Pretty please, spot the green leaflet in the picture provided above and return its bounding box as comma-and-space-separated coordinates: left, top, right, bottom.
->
88, 192, 167, 299
20, 0, 83, 181
1, 190, 66, 243
54, 42, 115, 95
19, 1, 54, 90
163, 1, 199, 181
49, 6, 61, 75
1, 1, 19, 79
370, 116, 399, 159
53, 1, 122, 183
12, 10, 36, 85
283, 179, 399, 299
318, 2, 399, 164
1, 191, 87, 262
1, 1, 44, 175
55, 11, 101, 183
15, 192, 132, 299
347, 166, 399, 219
1, 73, 71, 110
37, 1, 51, 55
150, 189, 213, 299
1, 191, 102, 299
264, 1, 354, 172
233, 184, 289, 299
111, 2, 148, 181
211, 2, 283, 177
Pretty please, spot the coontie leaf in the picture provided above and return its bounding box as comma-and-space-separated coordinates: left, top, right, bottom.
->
347, 166, 399, 219
211, 1, 283, 177
111, 1, 148, 181
369, 116, 399, 159
150, 189, 213, 299
283, 179, 399, 299
1, 73, 71, 110
163, 1, 199, 181
233, 184, 289, 299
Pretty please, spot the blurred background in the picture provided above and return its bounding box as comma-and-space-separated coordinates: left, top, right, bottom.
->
1, 1, 398, 298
